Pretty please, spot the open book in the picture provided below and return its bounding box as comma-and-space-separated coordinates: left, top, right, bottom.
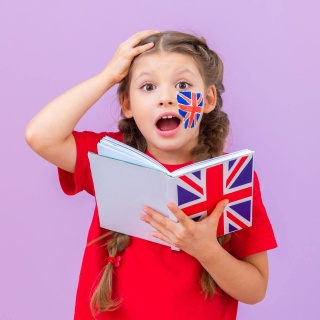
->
88, 136, 254, 248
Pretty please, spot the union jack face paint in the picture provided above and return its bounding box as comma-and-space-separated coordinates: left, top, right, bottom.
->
177, 91, 203, 129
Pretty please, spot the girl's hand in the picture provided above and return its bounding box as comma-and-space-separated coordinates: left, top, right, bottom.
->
141, 199, 229, 261
25, 30, 159, 173
104, 30, 160, 84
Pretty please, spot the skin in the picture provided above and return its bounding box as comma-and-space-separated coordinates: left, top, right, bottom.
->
141, 203, 269, 304
25, 30, 160, 172
25, 30, 269, 305
122, 51, 216, 164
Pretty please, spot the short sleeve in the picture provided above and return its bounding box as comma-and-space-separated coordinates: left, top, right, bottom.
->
58, 131, 123, 196
229, 172, 277, 259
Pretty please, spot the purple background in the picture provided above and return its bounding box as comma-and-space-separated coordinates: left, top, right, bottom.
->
1, 1, 319, 319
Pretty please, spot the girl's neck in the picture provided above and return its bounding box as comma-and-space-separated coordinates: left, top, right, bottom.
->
146, 147, 193, 165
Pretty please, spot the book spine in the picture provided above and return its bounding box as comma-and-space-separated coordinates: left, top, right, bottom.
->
166, 176, 180, 251
166, 176, 178, 222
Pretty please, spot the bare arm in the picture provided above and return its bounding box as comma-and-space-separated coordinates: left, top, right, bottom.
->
141, 201, 269, 304
199, 244, 268, 303
25, 30, 159, 173
25, 69, 117, 172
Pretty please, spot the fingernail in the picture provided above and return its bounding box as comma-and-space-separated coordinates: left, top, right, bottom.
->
167, 202, 175, 209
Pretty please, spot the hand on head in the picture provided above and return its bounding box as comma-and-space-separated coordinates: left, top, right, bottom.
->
105, 30, 161, 84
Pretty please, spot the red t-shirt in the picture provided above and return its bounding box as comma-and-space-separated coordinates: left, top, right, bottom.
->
58, 131, 277, 320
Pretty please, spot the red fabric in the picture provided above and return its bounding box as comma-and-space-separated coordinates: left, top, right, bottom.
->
58, 131, 277, 320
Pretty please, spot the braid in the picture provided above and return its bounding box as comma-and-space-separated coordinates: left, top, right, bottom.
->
89, 118, 146, 316
90, 232, 130, 314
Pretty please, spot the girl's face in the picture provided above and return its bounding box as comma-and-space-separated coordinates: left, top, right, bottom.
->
122, 51, 216, 164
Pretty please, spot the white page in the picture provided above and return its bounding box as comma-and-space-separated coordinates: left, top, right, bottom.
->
99, 137, 168, 172
98, 142, 166, 172
100, 136, 253, 178
89, 152, 173, 247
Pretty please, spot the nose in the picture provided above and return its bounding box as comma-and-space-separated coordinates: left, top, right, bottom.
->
159, 100, 173, 106
157, 87, 175, 107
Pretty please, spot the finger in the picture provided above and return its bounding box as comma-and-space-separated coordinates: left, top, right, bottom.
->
132, 29, 161, 39
127, 30, 160, 47
141, 215, 176, 241
167, 202, 193, 227
141, 213, 187, 249
132, 41, 155, 55
119, 30, 159, 60
149, 231, 177, 247
141, 207, 177, 237
207, 199, 229, 223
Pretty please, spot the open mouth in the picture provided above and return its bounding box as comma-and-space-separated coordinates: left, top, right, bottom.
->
156, 115, 181, 131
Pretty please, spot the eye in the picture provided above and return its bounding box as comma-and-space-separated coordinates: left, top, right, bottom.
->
176, 81, 191, 90
141, 83, 156, 91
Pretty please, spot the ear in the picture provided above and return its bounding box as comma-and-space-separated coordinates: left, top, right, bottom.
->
121, 95, 133, 118
203, 85, 217, 114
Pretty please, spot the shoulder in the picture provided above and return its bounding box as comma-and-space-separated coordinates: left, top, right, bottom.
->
58, 131, 124, 196
73, 130, 123, 151
73, 130, 123, 142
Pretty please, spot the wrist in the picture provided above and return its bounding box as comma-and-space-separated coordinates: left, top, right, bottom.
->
99, 65, 119, 88
196, 239, 223, 265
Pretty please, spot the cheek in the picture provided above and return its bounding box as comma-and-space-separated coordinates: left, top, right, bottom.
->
131, 94, 156, 114
130, 105, 153, 129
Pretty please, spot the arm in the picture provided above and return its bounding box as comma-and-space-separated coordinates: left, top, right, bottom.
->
141, 201, 269, 304
25, 30, 159, 173
199, 243, 268, 304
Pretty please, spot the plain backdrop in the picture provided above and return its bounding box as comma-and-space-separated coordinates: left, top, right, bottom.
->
1, 0, 319, 319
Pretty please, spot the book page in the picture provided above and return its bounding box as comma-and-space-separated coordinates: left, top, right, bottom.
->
89, 152, 173, 247
98, 136, 169, 173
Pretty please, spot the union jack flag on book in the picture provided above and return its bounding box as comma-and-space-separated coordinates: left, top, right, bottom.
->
176, 154, 254, 236
177, 91, 203, 129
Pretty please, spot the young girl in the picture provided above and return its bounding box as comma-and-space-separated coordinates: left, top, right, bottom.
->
25, 30, 277, 320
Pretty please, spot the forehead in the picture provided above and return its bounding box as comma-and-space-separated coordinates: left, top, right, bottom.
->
131, 51, 202, 79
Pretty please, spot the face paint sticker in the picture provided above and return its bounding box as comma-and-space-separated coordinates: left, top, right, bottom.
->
177, 91, 203, 129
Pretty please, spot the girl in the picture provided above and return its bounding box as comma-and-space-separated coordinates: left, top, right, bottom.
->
25, 30, 277, 320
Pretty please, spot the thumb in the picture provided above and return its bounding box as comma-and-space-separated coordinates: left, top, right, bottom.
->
208, 199, 229, 223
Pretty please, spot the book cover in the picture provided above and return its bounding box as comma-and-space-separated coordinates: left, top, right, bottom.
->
88, 136, 254, 248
